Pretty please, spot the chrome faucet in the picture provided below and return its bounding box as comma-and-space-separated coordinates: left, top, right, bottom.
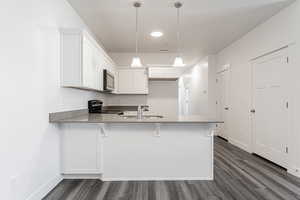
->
137, 105, 149, 119
137, 105, 142, 119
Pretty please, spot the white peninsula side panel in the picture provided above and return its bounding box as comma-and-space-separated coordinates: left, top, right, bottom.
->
102, 123, 214, 181
61, 124, 103, 175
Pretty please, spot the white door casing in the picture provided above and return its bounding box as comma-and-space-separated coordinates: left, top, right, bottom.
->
216, 66, 230, 140
251, 48, 290, 168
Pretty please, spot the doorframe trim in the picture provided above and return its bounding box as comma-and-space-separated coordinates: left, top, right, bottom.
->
215, 64, 231, 140
250, 45, 289, 61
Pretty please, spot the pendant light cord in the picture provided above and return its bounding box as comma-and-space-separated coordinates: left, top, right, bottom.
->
176, 7, 180, 56
135, 6, 139, 56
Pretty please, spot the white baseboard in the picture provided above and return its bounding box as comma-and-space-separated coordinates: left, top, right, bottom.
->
229, 138, 250, 153
63, 173, 102, 179
26, 175, 62, 200
101, 176, 213, 181
288, 167, 300, 178
62, 174, 213, 181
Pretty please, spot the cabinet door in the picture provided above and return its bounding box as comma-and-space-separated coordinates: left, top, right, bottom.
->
60, 29, 114, 91
118, 70, 134, 93
82, 37, 94, 88
62, 124, 102, 174
133, 69, 148, 94
117, 69, 148, 94
93, 47, 103, 90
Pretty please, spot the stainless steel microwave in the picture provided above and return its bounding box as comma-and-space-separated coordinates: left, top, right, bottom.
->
103, 69, 114, 92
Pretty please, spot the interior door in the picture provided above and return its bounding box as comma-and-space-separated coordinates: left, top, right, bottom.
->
217, 69, 230, 140
184, 87, 190, 115
252, 48, 289, 168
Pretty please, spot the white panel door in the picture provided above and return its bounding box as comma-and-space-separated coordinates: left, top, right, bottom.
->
252, 49, 289, 168
217, 69, 230, 139
184, 87, 190, 115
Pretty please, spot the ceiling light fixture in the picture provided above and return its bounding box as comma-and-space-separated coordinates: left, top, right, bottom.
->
150, 31, 163, 38
173, 2, 185, 67
174, 56, 184, 67
131, 2, 143, 67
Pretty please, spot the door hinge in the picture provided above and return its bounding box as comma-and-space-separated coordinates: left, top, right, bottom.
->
216, 79, 218, 83
285, 147, 289, 154
286, 102, 289, 109
287, 57, 289, 63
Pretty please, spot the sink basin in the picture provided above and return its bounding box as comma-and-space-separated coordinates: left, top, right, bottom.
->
121, 115, 163, 119
143, 115, 164, 119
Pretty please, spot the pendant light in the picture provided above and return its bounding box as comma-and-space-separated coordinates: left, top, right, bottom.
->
173, 2, 185, 67
131, 2, 143, 67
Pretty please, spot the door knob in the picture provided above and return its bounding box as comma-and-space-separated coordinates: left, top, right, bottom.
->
250, 109, 256, 113
224, 107, 229, 110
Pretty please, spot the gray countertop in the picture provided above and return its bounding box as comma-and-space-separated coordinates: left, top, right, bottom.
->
49, 109, 223, 124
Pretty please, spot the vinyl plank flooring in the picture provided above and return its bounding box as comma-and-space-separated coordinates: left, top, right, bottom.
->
43, 137, 300, 200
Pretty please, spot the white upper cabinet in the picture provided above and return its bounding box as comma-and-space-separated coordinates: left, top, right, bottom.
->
148, 67, 186, 80
133, 69, 149, 93
60, 29, 115, 92
117, 68, 148, 94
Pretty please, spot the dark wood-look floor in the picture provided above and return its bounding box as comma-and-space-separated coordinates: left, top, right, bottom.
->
44, 137, 300, 200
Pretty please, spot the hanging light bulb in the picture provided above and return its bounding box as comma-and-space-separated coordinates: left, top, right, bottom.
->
131, 2, 143, 67
173, 2, 185, 67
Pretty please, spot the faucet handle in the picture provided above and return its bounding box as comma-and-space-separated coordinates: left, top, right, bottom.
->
141, 105, 149, 111
143, 107, 149, 111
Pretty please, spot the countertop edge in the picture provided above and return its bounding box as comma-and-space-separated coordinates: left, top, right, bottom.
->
49, 109, 224, 124
50, 120, 222, 124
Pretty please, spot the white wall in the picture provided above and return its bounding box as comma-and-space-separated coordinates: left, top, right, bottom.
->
106, 81, 178, 116
147, 81, 179, 116
216, 1, 300, 177
0, 0, 106, 199
179, 56, 217, 117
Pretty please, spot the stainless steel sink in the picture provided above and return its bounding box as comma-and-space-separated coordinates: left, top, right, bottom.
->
143, 115, 164, 119
121, 115, 163, 119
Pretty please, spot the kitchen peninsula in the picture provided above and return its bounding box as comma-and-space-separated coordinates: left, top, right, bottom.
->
50, 109, 222, 181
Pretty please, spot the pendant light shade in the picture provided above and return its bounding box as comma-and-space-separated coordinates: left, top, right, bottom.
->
131, 57, 142, 67
131, 2, 143, 67
173, 56, 185, 67
173, 2, 185, 67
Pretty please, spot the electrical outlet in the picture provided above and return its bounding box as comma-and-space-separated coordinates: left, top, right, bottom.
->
289, 167, 300, 177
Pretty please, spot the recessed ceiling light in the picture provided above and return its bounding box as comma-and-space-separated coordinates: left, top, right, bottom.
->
150, 31, 163, 38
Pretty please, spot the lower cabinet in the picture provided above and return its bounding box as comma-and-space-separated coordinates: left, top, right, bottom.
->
61, 124, 102, 174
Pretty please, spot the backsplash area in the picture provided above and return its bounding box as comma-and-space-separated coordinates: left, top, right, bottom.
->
106, 81, 178, 116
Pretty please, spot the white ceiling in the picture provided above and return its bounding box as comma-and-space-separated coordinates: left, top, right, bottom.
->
67, 0, 294, 65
